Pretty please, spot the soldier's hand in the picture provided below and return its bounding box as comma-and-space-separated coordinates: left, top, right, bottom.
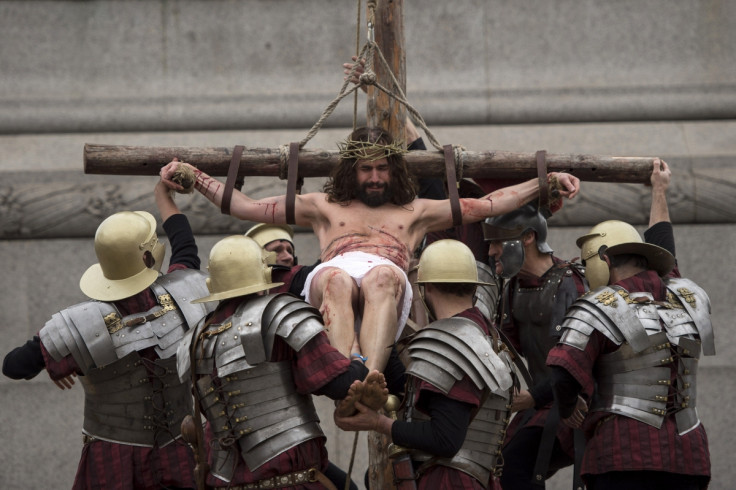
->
649, 158, 671, 191
52, 373, 76, 390
562, 395, 588, 429
511, 389, 535, 412
343, 56, 368, 93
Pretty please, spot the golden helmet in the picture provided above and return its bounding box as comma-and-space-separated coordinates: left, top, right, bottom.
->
415, 239, 493, 285
245, 223, 294, 249
79, 211, 166, 301
192, 235, 283, 303
576, 220, 675, 289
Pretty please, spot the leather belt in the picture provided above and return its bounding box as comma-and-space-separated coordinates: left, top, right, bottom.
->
226, 467, 336, 490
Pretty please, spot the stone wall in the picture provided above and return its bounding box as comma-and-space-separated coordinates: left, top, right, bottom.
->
1, 1, 734, 489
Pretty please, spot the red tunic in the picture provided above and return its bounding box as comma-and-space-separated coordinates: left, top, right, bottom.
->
547, 270, 711, 486
201, 296, 351, 489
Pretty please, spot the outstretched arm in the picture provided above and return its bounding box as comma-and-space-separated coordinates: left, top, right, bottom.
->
417, 172, 580, 233
159, 160, 317, 227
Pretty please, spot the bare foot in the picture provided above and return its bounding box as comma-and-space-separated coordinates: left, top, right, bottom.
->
336, 379, 364, 417
360, 370, 389, 412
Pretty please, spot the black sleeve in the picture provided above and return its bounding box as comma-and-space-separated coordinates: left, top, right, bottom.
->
162, 213, 200, 270
288, 262, 320, 298
390, 391, 471, 457
644, 221, 676, 257
550, 365, 582, 418
3, 336, 45, 380
529, 380, 554, 409
383, 346, 407, 397
313, 360, 370, 399
409, 137, 446, 201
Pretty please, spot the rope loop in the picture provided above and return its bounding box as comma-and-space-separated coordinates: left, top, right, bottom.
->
278, 144, 290, 180
453, 145, 465, 182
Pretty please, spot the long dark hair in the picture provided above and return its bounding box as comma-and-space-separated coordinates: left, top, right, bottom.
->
323, 127, 418, 206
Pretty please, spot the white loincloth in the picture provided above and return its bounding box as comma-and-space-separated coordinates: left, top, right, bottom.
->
301, 251, 412, 341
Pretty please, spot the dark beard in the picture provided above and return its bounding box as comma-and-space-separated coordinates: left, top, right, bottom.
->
357, 183, 392, 207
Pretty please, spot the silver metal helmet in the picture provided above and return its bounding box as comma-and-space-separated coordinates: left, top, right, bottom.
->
481, 203, 552, 278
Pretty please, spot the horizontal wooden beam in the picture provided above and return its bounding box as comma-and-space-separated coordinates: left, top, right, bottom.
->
84, 143, 657, 183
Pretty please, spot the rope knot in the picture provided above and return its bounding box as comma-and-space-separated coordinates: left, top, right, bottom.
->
359, 71, 377, 86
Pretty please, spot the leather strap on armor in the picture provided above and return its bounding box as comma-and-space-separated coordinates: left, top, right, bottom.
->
531, 403, 560, 487
221, 144, 245, 215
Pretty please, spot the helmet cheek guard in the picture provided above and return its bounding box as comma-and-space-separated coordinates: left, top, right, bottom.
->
497, 239, 525, 279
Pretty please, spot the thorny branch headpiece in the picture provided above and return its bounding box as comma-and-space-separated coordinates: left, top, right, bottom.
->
337, 138, 407, 164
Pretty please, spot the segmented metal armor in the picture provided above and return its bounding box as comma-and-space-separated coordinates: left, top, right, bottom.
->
559, 277, 715, 434
403, 317, 515, 485
474, 260, 499, 321
509, 264, 583, 386
38, 269, 212, 446
182, 293, 326, 482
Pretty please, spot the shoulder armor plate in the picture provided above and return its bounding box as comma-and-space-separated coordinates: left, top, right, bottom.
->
665, 278, 715, 356
406, 317, 513, 395
40, 301, 120, 373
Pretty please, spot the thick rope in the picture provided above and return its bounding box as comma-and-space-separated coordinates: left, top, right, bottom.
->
352, 0, 362, 131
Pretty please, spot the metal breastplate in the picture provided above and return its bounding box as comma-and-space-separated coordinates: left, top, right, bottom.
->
188, 293, 325, 481
560, 282, 714, 434
510, 265, 580, 383
40, 269, 213, 372
404, 317, 515, 484
80, 352, 192, 447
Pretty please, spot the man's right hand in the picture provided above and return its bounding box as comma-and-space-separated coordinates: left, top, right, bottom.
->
649, 158, 671, 191
159, 158, 187, 192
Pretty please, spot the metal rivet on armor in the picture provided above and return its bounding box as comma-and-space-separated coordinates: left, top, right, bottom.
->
247, 322, 252, 326
136, 330, 140, 334
536, 475, 543, 481
555, 325, 561, 331
684, 369, 690, 375
162, 323, 166, 326
121, 334, 125, 338
234, 335, 238, 340
95, 333, 100, 337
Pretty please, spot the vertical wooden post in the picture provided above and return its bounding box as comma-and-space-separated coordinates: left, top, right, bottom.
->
367, 3, 406, 488
367, 0, 406, 143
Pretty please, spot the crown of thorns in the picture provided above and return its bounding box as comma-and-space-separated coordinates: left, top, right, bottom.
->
337, 138, 407, 163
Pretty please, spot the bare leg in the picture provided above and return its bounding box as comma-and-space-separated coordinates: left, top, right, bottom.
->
310, 267, 359, 358
359, 265, 405, 372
